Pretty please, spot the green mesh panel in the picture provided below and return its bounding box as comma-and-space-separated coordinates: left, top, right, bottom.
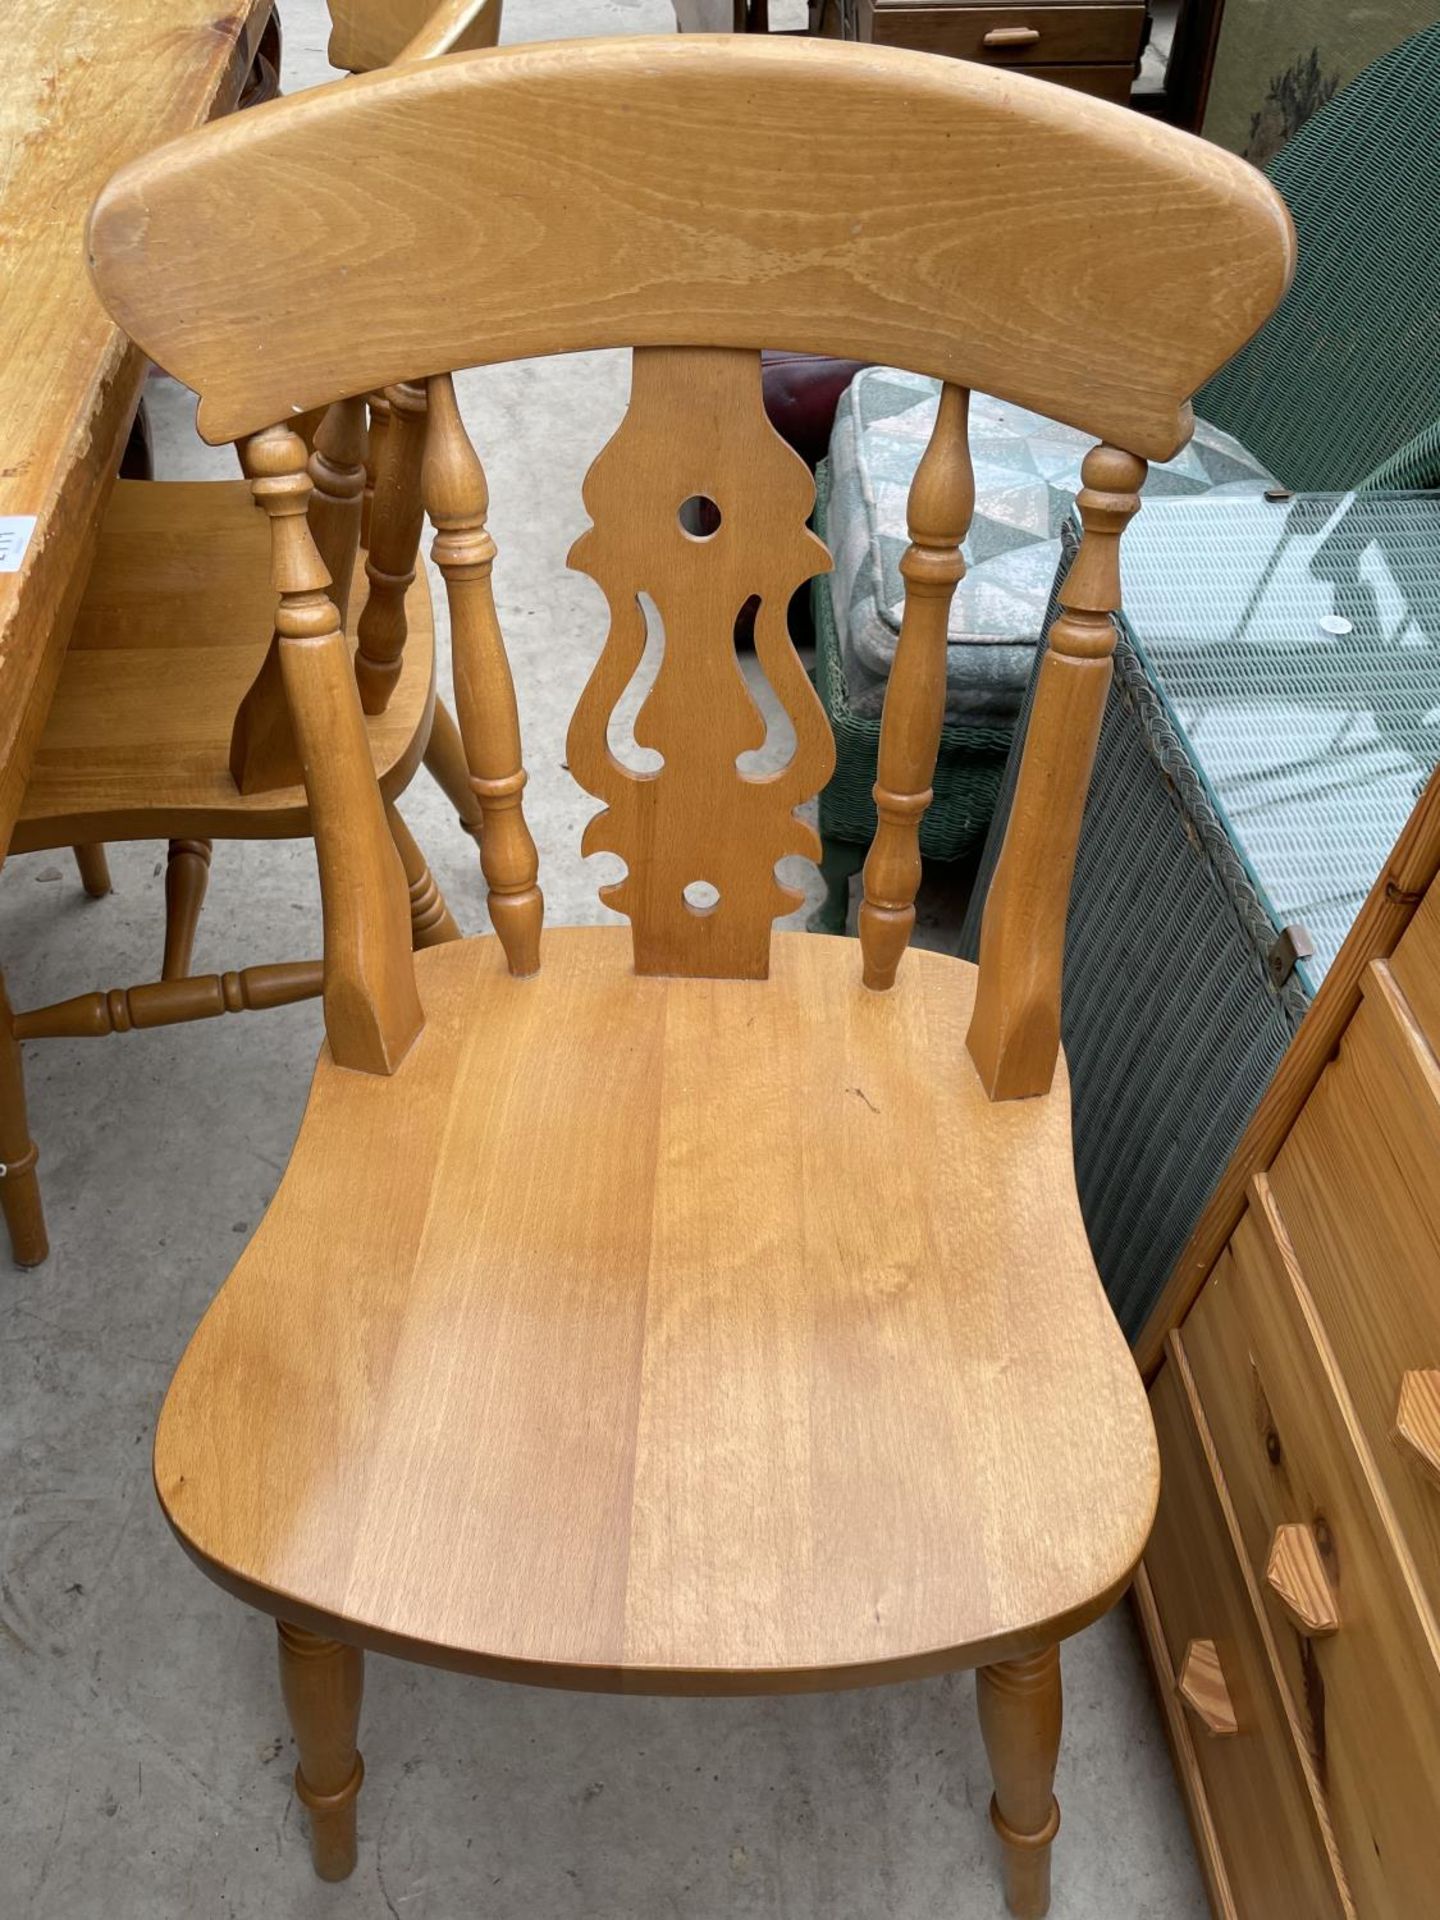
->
1197, 22, 1440, 492
1364, 416, 1440, 492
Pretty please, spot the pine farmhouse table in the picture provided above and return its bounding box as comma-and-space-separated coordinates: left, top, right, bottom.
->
0, 0, 273, 1261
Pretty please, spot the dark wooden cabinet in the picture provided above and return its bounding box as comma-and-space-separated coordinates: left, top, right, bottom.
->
847, 0, 1149, 106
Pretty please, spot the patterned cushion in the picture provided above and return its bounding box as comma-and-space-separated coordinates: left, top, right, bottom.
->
825, 366, 1276, 720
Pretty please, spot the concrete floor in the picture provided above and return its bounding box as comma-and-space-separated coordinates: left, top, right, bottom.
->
0, 4, 1209, 1914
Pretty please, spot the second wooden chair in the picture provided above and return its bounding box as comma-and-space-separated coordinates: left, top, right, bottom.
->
0, 0, 509, 1271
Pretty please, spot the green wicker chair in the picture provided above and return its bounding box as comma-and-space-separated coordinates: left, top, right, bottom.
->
1195, 21, 1440, 495
814, 19, 1440, 929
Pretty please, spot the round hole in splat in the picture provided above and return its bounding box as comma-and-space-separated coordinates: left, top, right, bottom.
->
678, 495, 722, 539
683, 880, 721, 913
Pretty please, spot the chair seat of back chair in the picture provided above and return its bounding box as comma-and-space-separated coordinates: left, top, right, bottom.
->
155, 925, 1157, 1692
12, 478, 435, 851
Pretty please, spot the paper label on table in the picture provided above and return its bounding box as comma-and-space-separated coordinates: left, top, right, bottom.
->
0, 516, 37, 573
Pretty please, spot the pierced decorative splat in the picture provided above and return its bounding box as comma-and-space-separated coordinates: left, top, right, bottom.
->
567, 348, 835, 979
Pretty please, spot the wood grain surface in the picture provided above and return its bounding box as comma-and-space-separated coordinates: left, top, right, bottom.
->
0, 0, 271, 852
86, 36, 1294, 454
567, 347, 834, 979
11, 480, 434, 849
155, 928, 1158, 1691
328, 0, 502, 70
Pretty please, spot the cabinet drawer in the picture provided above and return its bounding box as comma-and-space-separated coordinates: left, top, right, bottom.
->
859, 3, 1147, 66
1267, 960, 1440, 1623
1389, 872, 1440, 1052
1184, 1181, 1440, 1919
1144, 1357, 1349, 1919
1035, 62, 1135, 102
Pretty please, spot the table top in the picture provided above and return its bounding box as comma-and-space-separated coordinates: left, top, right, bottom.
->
1122, 489, 1440, 982
0, 0, 271, 853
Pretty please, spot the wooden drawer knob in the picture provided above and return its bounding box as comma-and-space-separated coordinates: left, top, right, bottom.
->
1177, 1639, 1238, 1737
1394, 1370, 1440, 1488
1265, 1523, 1339, 1637
983, 26, 1042, 46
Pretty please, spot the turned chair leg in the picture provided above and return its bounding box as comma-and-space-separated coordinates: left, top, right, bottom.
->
976, 1645, 1063, 1919
72, 844, 112, 898
386, 803, 460, 949
162, 839, 212, 980
0, 967, 47, 1267
423, 697, 484, 848
277, 1621, 365, 1882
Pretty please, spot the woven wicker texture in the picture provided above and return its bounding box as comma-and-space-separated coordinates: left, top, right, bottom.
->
961, 491, 1440, 1340
1197, 22, 1440, 491
1366, 415, 1440, 492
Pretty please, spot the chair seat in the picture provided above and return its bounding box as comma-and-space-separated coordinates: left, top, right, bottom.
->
14, 478, 434, 850
155, 927, 1156, 1694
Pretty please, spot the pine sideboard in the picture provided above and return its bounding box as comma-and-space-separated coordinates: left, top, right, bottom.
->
1135, 766, 1440, 1918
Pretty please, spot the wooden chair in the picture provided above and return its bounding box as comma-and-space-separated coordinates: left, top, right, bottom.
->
327, 0, 502, 71
85, 38, 1291, 1914
0, 0, 511, 1273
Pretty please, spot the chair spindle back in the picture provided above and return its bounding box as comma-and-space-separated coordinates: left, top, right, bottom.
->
88, 38, 1294, 1088
306, 395, 368, 630
355, 381, 427, 712
858, 381, 974, 990
423, 372, 542, 974
247, 424, 423, 1070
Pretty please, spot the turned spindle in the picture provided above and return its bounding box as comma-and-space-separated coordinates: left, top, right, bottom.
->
307, 395, 368, 630
247, 423, 422, 1071
977, 1645, 1063, 1919
277, 1621, 364, 1882
386, 802, 460, 949
162, 838, 213, 980
355, 381, 426, 714
359, 389, 390, 550
859, 382, 973, 991
12, 961, 323, 1039
967, 445, 1147, 1100
422, 697, 485, 848
423, 372, 542, 975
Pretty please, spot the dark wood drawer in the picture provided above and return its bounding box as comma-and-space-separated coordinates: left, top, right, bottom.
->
858, 2, 1148, 67
1143, 1355, 1350, 1919
1183, 1179, 1440, 1920
1036, 62, 1135, 102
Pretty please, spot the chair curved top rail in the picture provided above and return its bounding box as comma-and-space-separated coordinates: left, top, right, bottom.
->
87, 37, 1293, 455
